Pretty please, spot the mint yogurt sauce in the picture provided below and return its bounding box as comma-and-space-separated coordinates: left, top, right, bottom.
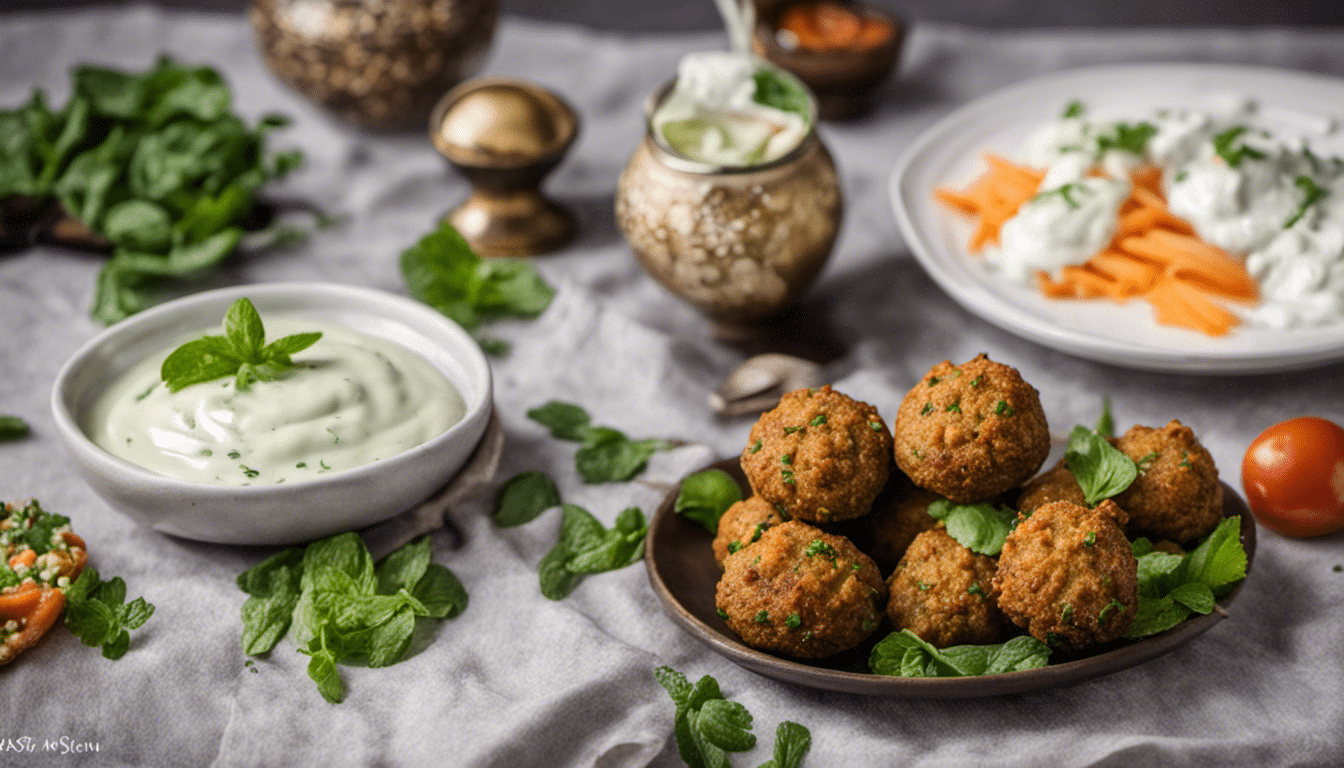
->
87, 319, 464, 486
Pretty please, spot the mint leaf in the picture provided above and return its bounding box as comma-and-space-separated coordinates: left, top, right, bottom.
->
1095, 396, 1115, 437
526, 401, 592, 441
1125, 517, 1246, 639
674, 469, 743, 534
1168, 582, 1215, 614
374, 534, 431, 595
63, 567, 156, 660
400, 221, 554, 334
1066, 425, 1137, 505
575, 430, 671, 483
160, 298, 321, 392
761, 722, 811, 768
0, 415, 29, 440
238, 547, 304, 655
869, 630, 1050, 677
305, 646, 344, 703
1179, 516, 1248, 594
695, 699, 756, 753
539, 504, 648, 599
411, 563, 468, 619
926, 499, 1018, 556
494, 471, 561, 528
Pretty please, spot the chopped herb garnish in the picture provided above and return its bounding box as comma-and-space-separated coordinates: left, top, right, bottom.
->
319, 460, 331, 470
783, 425, 802, 435
754, 610, 769, 624
781, 469, 795, 484
241, 465, 259, 478
1175, 170, 1188, 182
1033, 183, 1085, 209
1098, 599, 1126, 624
995, 400, 1014, 416
916, 580, 931, 591
1285, 175, 1327, 228
1084, 531, 1097, 548
1096, 121, 1156, 155
968, 583, 986, 598
1060, 603, 1074, 625
749, 439, 762, 454
804, 540, 837, 559
1062, 99, 1085, 119
1136, 451, 1160, 472
1180, 450, 1191, 469
781, 453, 793, 466
946, 402, 962, 413
786, 612, 801, 628
810, 414, 827, 427
970, 375, 984, 387
228, 450, 241, 459
1212, 126, 1266, 168
802, 631, 814, 642
135, 383, 157, 402
928, 376, 941, 386
920, 402, 934, 416
868, 420, 883, 431
750, 523, 767, 544
0, 415, 30, 441
727, 541, 742, 555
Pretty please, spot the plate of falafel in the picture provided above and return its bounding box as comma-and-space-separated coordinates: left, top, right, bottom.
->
645, 355, 1254, 697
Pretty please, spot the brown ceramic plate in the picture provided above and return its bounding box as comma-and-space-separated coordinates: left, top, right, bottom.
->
645, 459, 1256, 697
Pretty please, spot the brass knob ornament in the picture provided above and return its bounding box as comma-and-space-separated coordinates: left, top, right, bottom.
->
429, 78, 579, 257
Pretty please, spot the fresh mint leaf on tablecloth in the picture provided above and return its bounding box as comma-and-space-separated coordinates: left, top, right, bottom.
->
926, 499, 1019, 556
1066, 424, 1137, 505
0, 415, 29, 441
539, 505, 648, 600
869, 630, 1050, 677
527, 400, 677, 483
238, 532, 467, 702
526, 401, 592, 441
494, 471, 562, 528
400, 221, 554, 351
159, 298, 321, 392
63, 567, 155, 660
674, 469, 743, 534
655, 666, 810, 768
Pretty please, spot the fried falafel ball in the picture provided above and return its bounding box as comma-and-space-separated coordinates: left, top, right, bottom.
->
740, 386, 892, 524
993, 500, 1137, 652
893, 354, 1050, 503
1015, 462, 1087, 513
885, 527, 1008, 647
846, 482, 940, 575
715, 521, 887, 659
1113, 420, 1223, 544
712, 496, 788, 566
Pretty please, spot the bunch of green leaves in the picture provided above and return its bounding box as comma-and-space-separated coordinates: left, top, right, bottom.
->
0, 56, 303, 324
868, 630, 1050, 678
654, 666, 811, 768
63, 567, 156, 660
751, 68, 811, 123
0, 415, 29, 441
527, 401, 677, 483
1125, 517, 1247, 639
926, 498, 1020, 556
237, 533, 468, 703
159, 297, 321, 392
539, 504, 647, 600
673, 469, 743, 533
400, 221, 555, 354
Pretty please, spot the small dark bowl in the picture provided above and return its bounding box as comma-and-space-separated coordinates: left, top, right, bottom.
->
752, 0, 906, 121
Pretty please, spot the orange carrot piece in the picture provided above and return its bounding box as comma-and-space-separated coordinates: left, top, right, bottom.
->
1147, 278, 1240, 335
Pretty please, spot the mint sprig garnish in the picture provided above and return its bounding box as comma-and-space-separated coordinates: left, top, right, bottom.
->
539, 504, 647, 600
493, 470, 563, 528
63, 567, 155, 660
160, 297, 321, 393
1125, 517, 1247, 639
926, 499, 1020, 556
237, 533, 468, 703
1066, 424, 1138, 506
869, 630, 1051, 678
654, 666, 812, 768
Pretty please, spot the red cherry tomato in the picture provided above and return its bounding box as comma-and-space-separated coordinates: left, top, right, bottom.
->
1241, 417, 1344, 538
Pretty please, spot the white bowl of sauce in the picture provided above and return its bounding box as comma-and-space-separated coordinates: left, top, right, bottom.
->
50, 282, 493, 545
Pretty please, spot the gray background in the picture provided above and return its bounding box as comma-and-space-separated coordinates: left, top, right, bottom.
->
5, 0, 1344, 29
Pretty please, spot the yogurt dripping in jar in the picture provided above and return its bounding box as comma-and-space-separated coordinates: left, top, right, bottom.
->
651, 0, 814, 167
991, 96, 1344, 329
86, 318, 465, 486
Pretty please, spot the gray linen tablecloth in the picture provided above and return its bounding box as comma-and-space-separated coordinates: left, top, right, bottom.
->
2, 6, 1342, 767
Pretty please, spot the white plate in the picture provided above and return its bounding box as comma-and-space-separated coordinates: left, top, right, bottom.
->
890, 63, 1344, 374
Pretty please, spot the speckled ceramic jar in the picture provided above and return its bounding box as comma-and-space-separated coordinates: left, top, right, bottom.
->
615, 89, 842, 327
249, 0, 497, 130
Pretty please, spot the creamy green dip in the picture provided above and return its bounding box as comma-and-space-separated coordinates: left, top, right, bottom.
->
86, 318, 465, 486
